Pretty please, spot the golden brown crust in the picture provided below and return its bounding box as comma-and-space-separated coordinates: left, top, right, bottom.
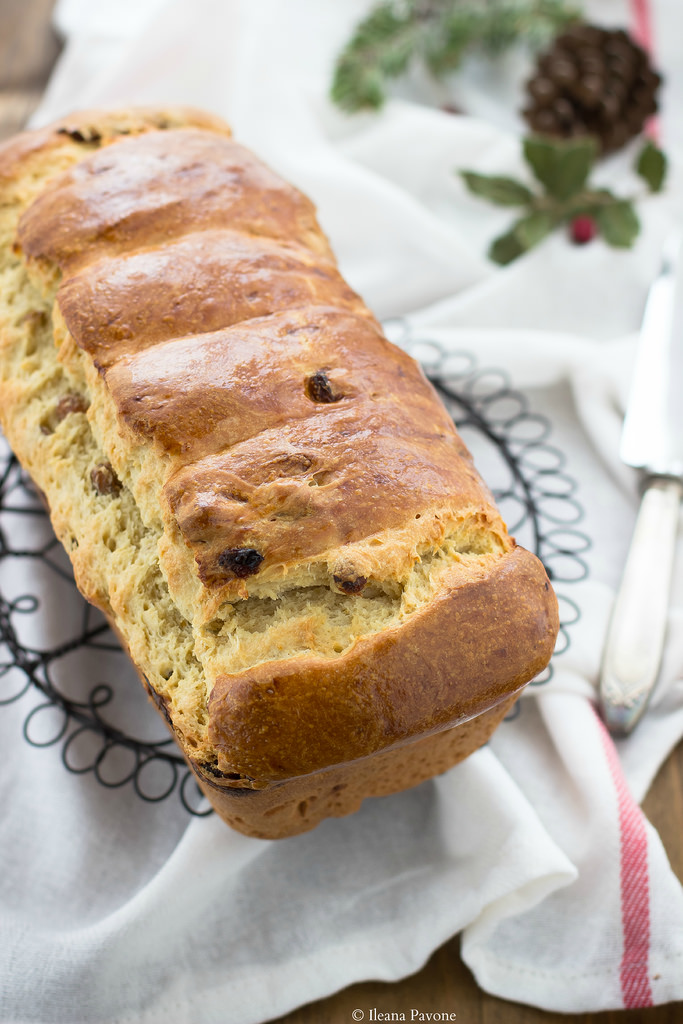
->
207, 545, 557, 782
193, 693, 520, 839
102, 308, 400, 460
56, 231, 366, 370
0, 106, 232, 200
167, 400, 492, 587
15, 122, 514, 612
17, 129, 331, 272
133, 307, 493, 585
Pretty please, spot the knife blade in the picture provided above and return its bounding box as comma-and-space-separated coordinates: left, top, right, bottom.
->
599, 232, 683, 735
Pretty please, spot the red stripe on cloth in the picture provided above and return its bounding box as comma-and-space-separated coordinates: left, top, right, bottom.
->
630, 0, 660, 141
630, 0, 654, 51
594, 710, 653, 1008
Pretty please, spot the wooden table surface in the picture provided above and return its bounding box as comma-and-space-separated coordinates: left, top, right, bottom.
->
1, 1, 681, 1021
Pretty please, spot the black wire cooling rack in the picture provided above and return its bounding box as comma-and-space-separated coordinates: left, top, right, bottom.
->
0, 333, 589, 815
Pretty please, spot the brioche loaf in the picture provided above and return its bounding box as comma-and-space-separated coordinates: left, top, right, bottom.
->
0, 107, 559, 838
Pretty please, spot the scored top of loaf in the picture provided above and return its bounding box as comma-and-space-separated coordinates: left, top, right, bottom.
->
15, 118, 510, 621
0, 108, 558, 786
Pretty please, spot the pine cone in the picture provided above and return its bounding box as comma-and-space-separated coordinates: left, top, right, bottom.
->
523, 24, 661, 154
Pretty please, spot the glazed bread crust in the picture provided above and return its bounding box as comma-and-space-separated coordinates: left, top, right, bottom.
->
0, 107, 559, 837
207, 547, 553, 783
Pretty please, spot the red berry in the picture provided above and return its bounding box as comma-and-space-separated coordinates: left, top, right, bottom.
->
570, 215, 597, 244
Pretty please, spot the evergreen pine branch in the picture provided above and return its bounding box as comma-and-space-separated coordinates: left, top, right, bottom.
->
330, 2, 423, 113
331, 0, 581, 113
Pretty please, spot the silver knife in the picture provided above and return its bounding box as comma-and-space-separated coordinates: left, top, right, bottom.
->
599, 232, 683, 735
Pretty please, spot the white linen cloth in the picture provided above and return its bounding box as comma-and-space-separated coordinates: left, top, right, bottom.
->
1, 0, 683, 1019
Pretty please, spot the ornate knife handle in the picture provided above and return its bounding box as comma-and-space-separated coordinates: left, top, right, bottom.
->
599, 476, 683, 735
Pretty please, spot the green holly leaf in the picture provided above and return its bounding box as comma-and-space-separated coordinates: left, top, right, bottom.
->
596, 201, 640, 248
514, 209, 555, 249
636, 141, 667, 193
489, 230, 526, 265
460, 171, 535, 206
572, 187, 618, 220
489, 210, 555, 264
585, 187, 618, 203
523, 135, 598, 201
